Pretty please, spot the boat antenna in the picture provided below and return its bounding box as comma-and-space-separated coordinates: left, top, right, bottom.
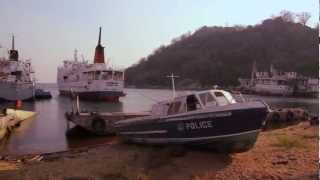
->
81, 54, 85, 62
74, 49, 78, 62
250, 61, 257, 86
166, 73, 179, 99
12, 35, 15, 50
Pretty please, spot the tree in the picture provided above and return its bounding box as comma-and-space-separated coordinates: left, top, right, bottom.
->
279, 10, 295, 22
125, 15, 318, 88
296, 12, 311, 26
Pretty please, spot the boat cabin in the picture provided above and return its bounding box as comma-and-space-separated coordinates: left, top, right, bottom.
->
151, 90, 237, 116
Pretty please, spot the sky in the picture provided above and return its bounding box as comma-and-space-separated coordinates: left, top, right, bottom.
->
0, 0, 318, 82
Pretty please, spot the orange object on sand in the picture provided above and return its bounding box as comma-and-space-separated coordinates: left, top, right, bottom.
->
15, 100, 22, 109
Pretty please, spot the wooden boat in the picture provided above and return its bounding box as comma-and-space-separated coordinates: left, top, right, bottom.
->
65, 96, 148, 135
113, 89, 270, 153
65, 111, 149, 135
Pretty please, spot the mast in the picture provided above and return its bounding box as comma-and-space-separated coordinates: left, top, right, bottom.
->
167, 73, 179, 99
9, 35, 18, 61
93, 27, 105, 64
12, 35, 15, 50
250, 61, 257, 86
74, 49, 78, 62
98, 27, 101, 45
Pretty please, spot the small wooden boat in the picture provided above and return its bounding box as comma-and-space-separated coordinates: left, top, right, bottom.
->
65, 96, 148, 135
65, 111, 149, 135
113, 89, 270, 153
35, 89, 52, 99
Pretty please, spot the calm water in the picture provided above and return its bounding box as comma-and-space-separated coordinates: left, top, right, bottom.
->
0, 84, 318, 155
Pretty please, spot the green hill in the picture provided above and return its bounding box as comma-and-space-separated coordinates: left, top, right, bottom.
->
125, 16, 318, 89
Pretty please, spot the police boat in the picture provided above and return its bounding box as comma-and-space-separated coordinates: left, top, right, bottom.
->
113, 89, 270, 153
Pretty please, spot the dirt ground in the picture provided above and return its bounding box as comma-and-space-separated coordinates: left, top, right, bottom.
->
0, 121, 318, 180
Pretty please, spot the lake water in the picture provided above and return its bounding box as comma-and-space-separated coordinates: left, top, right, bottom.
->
0, 84, 318, 155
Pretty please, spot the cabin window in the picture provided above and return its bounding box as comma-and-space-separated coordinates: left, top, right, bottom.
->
102, 71, 113, 80
11, 71, 22, 76
95, 71, 101, 80
199, 92, 216, 106
186, 95, 201, 112
114, 71, 123, 81
278, 80, 287, 85
214, 92, 230, 106
223, 92, 237, 104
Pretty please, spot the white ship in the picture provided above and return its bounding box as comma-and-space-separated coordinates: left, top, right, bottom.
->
238, 62, 319, 97
0, 36, 35, 101
57, 27, 125, 101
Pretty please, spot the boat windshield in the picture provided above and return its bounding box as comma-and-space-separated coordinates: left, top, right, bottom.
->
198, 92, 217, 107
223, 91, 237, 104
213, 91, 232, 106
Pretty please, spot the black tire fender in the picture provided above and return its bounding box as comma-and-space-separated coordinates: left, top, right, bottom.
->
91, 117, 106, 134
271, 112, 281, 124
286, 111, 294, 123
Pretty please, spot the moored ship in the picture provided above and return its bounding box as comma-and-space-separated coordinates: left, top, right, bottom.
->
0, 36, 35, 101
238, 62, 319, 97
57, 27, 125, 101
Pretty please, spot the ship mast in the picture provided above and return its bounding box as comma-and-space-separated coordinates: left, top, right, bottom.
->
93, 27, 105, 64
74, 49, 78, 62
9, 35, 19, 61
12, 35, 15, 50
250, 61, 257, 86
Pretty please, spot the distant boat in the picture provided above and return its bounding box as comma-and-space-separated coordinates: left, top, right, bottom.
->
113, 89, 270, 153
0, 35, 35, 101
238, 62, 319, 97
57, 27, 125, 101
35, 89, 52, 99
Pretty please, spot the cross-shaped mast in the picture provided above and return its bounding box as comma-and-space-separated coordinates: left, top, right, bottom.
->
166, 73, 179, 98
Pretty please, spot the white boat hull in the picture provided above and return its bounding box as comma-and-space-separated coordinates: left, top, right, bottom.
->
254, 84, 293, 96
0, 82, 35, 101
58, 80, 125, 101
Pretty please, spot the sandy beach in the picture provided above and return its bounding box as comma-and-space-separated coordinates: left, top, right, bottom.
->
0, 121, 318, 180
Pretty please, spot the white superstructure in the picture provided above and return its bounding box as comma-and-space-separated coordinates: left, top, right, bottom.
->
238, 62, 318, 97
57, 27, 125, 101
0, 36, 35, 101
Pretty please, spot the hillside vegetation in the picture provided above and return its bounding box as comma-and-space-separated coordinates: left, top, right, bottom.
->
126, 13, 318, 89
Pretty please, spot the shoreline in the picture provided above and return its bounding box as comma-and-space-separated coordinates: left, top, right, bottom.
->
0, 121, 318, 180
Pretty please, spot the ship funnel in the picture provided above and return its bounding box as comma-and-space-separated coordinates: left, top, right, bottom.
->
94, 27, 105, 64
9, 35, 19, 61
